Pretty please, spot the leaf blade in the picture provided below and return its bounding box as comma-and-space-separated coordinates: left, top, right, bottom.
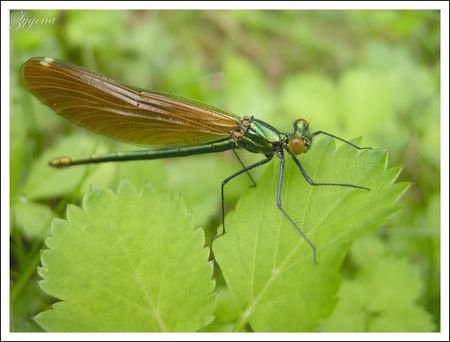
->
35, 180, 216, 332
213, 137, 408, 331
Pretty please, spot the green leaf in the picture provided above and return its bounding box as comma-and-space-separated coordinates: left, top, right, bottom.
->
349, 232, 389, 268
10, 279, 47, 332
321, 236, 435, 332
164, 153, 252, 227
35, 180, 216, 331
213, 137, 408, 331
213, 286, 241, 324
13, 198, 54, 240
10, 72, 31, 197
112, 151, 252, 228
200, 286, 241, 332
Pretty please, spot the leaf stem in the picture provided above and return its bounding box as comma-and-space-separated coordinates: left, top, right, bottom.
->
233, 310, 250, 332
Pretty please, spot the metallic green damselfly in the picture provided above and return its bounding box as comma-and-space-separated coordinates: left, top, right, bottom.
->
21, 57, 371, 263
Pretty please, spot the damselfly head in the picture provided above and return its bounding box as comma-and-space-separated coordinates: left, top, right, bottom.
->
293, 118, 309, 130
288, 118, 312, 155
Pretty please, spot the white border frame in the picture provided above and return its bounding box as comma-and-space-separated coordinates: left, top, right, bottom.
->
2, 2, 448, 341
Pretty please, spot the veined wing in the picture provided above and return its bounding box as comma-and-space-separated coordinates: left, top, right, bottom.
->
21, 57, 241, 147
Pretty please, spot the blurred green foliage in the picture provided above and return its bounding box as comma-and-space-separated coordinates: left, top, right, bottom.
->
10, 10, 440, 331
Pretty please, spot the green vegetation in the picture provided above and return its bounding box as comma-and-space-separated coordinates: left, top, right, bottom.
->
10, 10, 440, 332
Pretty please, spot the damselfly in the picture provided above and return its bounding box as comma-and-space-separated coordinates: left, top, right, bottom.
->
21, 57, 371, 263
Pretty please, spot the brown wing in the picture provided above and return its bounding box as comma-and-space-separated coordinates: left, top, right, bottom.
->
21, 57, 241, 147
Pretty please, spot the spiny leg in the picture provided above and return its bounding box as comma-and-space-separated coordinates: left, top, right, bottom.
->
218, 155, 273, 238
232, 150, 256, 186
275, 151, 317, 264
289, 152, 370, 191
311, 130, 372, 150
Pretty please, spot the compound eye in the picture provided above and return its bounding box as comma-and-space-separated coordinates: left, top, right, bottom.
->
288, 136, 306, 155
293, 118, 309, 129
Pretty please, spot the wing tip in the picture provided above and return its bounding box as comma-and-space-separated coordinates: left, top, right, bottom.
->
21, 57, 58, 88
22, 56, 55, 67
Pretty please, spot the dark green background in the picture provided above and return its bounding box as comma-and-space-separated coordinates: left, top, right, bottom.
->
10, 10, 440, 331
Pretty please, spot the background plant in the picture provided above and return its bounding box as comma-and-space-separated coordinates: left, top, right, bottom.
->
10, 10, 440, 332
